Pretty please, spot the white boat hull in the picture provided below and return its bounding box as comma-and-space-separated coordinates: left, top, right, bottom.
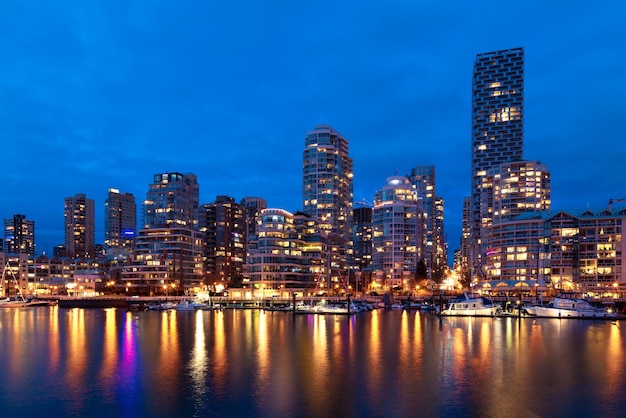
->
524, 306, 615, 318
439, 306, 500, 316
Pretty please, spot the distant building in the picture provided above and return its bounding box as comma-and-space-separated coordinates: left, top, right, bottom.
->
302, 125, 354, 280
470, 47, 524, 277
0, 253, 29, 297
352, 206, 373, 293
372, 175, 421, 291
3, 214, 35, 255
458, 197, 471, 273
240, 196, 267, 260
64, 193, 95, 258
352, 206, 373, 272
104, 188, 136, 255
53, 245, 67, 258
199, 196, 245, 288
142, 172, 199, 229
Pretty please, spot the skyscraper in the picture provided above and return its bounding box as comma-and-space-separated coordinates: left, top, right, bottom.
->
372, 175, 420, 291
302, 125, 354, 279
104, 188, 136, 254
121, 172, 203, 294
470, 47, 524, 277
240, 196, 267, 257
64, 193, 95, 258
408, 165, 437, 272
199, 196, 245, 287
3, 214, 35, 255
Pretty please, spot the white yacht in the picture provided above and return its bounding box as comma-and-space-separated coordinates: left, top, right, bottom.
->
439, 293, 500, 316
524, 296, 616, 318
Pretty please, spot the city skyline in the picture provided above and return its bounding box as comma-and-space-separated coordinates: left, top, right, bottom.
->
1, 1, 625, 254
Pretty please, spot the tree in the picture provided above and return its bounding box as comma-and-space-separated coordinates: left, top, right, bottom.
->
416, 259, 428, 281
228, 274, 244, 288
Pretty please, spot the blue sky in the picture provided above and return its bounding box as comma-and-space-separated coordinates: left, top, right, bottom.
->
1, 1, 625, 256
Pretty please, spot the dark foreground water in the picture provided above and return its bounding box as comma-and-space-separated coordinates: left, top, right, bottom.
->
0, 307, 624, 418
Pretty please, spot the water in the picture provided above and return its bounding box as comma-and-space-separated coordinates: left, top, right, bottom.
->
0, 307, 624, 418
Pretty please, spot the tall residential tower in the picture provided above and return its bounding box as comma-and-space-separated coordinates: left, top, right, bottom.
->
470, 47, 524, 277
104, 188, 136, 255
3, 214, 35, 255
302, 125, 354, 280
64, 193, 95, 258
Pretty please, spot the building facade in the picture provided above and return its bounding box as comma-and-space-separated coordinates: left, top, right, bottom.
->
372, 176, 421, 291
482, 205, 626, 294
245, 209, 320, 293
302, 124, 354, 280
104, 188, 136, 255
3, 214, 35, 255
143, 172, 199, 229
240, 196, 267, 258
120, 226, 204, 294
199, 196, 245, 288
64, 193, 95, 258
470, 47, 524, 278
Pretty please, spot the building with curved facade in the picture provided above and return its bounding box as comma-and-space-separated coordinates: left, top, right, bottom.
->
372, 175, 421, 290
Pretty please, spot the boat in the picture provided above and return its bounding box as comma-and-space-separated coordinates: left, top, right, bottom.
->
175, 300, 196, 311
23, 298, 56, 307
294, 299, 357, 315
438, 292, 501, 316
524, 295, 617, 318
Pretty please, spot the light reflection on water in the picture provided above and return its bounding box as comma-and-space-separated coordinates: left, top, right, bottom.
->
1, 308, 625, 417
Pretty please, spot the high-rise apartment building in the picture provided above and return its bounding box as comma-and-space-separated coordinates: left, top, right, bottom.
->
240, 196, 267, 257
64, 193, 95, 258
302, 125, 354, 280
245, 209, 323, 293
121, 172, 202, 294
409, 165, 444, 273
143, 172, 199, 228
481, 160, 551, 226
458, 197, 471, 274
104, 189, 136, 255
199, 196, 245, 288
352, 206, 373, 272
470, 47, 524, 277
372, 175, 421, 291
4, 214, 35, 255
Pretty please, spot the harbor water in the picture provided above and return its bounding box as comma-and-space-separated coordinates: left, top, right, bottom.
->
1, 307, 624, 417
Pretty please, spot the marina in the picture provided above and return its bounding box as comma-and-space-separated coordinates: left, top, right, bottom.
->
1, 306, 626, 417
